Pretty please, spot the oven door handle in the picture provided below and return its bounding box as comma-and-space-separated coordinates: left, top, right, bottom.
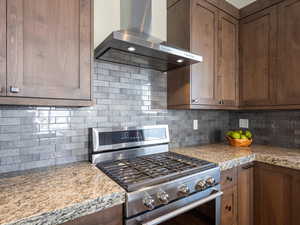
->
141, 190, 223, 225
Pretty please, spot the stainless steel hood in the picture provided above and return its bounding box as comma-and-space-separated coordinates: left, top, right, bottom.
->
94, 0, 203, 72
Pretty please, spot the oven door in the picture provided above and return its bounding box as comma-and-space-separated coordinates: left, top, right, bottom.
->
126, 187, 223, 225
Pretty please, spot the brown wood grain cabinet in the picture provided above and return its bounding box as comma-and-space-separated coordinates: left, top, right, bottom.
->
237, 163, 253, 225
292, 172, 300, 225
221, 168, 238, 225
167, 0, 239, 110
221, 186, 238, 225
254, 163, 294, 225
61, 204, 123, 225
0, 0, 93, 106
218, 11, 239, 107
239, 6, 277, 107
168, 0, 300, 110
221, 162, 300, 225
276, 0, 300, 106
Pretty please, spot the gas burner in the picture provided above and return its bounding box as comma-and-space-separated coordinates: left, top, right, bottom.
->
97, 152, 216, 192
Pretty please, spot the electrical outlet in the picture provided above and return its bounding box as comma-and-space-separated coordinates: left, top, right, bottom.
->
239, 119, 249, 129
193, 120, 198, 130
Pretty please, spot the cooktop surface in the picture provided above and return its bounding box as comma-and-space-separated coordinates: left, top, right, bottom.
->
97, 152, 217, 192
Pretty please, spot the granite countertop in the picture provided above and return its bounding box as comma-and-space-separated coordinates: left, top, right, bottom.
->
1, 144, 300, 225
0, 162, 125, 225
172, 144, 300, 171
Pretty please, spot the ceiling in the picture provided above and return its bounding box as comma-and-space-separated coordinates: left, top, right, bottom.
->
225, 0, 256, 9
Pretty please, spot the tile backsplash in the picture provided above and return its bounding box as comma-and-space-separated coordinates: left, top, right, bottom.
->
230, 111, 300, 148
0, 61, 230, 174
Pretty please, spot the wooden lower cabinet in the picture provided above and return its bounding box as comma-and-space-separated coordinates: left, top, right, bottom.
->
61, 204, 123, 225
222, 163, 300, 225
292, 174, 300, 225
254, 162, 300, 225
221, 186, 238, 225
237, 163, 253, 225
221, 164, 253, 225
221, 168, 238, 225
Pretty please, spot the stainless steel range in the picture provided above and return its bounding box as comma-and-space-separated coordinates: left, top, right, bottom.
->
89, 125, 222, 225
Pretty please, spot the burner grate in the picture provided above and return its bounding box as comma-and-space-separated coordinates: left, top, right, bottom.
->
97, 152, 216, 192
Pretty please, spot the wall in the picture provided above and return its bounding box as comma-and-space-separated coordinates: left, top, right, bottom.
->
94, 0, 167, 47
230, 111, 300, 148
0, 61, 230, 174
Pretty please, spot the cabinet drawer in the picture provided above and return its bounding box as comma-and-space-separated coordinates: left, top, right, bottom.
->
221, 187, 237, 225
221, 168, 237, 190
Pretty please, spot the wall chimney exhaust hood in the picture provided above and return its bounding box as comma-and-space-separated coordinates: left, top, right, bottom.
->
94, 0, 203, 72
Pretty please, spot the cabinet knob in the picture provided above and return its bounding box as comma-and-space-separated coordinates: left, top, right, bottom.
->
192, 99, 199, 103
225, 205, 232, 211
10, 86, 20, 93
226, 176, 233, 182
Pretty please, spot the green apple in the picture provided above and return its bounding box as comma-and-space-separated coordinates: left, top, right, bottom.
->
245, 130, 253, 139
231, 132, 241, 139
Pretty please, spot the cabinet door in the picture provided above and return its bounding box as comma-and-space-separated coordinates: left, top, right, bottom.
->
218, 12, 238, 107
254, 163, 292, 225
276, 0, 300, 105
0, 0, 6, 96
239, 6, 277, 106
190, 0, 219, 105
292, 173, 300, 225
7, 0, 91, 100
237, 164, 253, 225
221, 187, 237, 225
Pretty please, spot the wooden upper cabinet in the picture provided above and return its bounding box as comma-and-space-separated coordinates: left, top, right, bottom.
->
191, 0, 219, 106
167, 0, 239, 109
0, 0, 6, 96
276, 0, 300, 105
218, 12, 238, 107
6, 0, 92, 103
239, 6, 277, 107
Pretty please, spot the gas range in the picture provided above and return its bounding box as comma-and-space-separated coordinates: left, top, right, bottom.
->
90, 125, 222, 225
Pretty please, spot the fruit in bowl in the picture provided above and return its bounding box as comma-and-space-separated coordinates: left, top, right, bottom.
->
226, 130, 253, 147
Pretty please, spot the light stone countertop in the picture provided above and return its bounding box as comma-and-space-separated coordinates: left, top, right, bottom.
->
171, 144, 300, 171
1, 144, 300, 225
0, 162, 125, 225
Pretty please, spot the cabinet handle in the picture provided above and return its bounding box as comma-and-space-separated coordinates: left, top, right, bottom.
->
225, 205, 232, 211
226, 176, 233, 182
192, 99, 199, 103
10, 86, 20, 93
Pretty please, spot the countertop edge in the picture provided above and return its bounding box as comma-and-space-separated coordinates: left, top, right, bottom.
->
3, 192, 126, 225
218, 154, 256, 171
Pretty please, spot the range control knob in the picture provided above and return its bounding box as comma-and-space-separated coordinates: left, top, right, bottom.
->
196, 180, 207, 191
143, 195, 155, 210
206, 177, 215, 186
157, 191, 169, 204
178, 184, 190, 196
